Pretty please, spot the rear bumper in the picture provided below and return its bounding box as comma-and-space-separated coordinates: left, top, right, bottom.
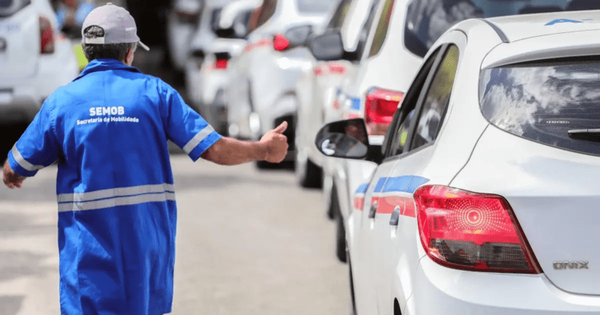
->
406, 256, 600, 314
0, 87, 41, 124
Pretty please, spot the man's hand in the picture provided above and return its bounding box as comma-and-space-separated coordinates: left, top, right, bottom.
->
260, 121, 289, 163
3, 159, 25, 189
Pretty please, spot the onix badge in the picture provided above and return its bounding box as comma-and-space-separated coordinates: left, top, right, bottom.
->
553, 261, 589, 270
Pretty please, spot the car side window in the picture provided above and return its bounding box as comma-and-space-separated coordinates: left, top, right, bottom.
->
384, 47, 442, 157
247, 0, 277, 32
327, 0, 352, 29
411, 45, 458, 150
368, 0, 396, 57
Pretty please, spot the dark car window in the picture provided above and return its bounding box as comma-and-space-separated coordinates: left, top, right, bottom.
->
327, 0, 352, 29
0, 0, 30, 17
248, 0, 277, 32
480, 56, 600, 156
403, 0, 592, 58
385, 47, 442, 157
296, 0, 338, 14
411, 45, 458, 150
349, 0, 381, 61
368, 0, 395, 57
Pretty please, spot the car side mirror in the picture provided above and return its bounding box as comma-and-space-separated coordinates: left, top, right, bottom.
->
308, 30, 344, 61
315, 119, 369, 159
215, 10, 252, 39
273, 24, 313, 51
285, 24, 312, 47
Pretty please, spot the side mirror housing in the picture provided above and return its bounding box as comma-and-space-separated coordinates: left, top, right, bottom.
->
315, 119, 370, 159
308, 30, 344, 61
274, 24, 313, 51
285, 24, 312, 47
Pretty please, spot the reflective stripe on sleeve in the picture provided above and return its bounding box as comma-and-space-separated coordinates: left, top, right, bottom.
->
182, 125, 215, 154
57, 183, 175, 203
11, 144, 45, 171
58, 191, 176, 212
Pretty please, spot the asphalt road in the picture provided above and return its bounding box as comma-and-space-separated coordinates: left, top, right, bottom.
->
0, 154, 351, 315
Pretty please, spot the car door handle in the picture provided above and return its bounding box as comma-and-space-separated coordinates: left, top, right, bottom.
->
368, 201, 377, 219
389, 206, 401, 226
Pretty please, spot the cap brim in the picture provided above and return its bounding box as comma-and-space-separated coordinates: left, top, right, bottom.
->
138, 41, 150, 51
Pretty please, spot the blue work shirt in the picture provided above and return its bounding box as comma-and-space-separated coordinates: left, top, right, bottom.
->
7, 59, 221, 314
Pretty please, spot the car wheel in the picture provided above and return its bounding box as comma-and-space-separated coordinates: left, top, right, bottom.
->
335, 206, 347, 263
326, 184, 337, 220
295, 155, 322, 188
347, 248, 358, 315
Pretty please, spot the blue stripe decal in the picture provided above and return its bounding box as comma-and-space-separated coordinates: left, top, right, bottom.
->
407, 176, 430, 193
375, 175, 430, 193
355, 183, 369, 194
382, 176, 413, 193
374, 177, 387, 193
351, 97, 361, 110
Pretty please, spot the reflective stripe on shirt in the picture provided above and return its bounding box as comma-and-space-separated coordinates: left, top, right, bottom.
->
57, 183, 176, 212
11, 145, 45, 171
183, 125, 215, 154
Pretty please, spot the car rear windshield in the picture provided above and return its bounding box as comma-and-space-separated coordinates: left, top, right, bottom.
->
404, 0, 600, 58
0, 0, 31, 18
296, 0, 337, 14
480, 57, 600, 156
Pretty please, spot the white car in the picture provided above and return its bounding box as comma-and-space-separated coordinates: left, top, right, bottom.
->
165, 0, 203, 73
186, 0, 261, 135
316, 0, 600, 265
0, 0, 79, 124
315, 8, 600, 315
294, 0, 381, 188
310, 0, 423, 263
224, 0, 336, 167
184, 0, 235, 96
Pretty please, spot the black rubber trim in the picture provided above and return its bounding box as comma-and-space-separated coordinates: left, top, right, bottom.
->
480, 19, 509, 43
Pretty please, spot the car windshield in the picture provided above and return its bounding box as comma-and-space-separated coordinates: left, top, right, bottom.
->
480, 57, 600, 156
296, 0, 337, 14
0, 0, 30, 17
404, 0, 600, 57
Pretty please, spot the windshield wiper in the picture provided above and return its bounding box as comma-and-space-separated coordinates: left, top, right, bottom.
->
568, 129, 600, 142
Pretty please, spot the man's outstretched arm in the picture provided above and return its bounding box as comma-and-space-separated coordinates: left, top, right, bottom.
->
201, 121, 289, 165
3, 160, 25, 189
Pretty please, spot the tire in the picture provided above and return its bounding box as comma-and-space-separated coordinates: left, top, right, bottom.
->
348, 249, 358, 315
335, 208, 347, 263
326, 184, 337, 220
295, 156, 322, 188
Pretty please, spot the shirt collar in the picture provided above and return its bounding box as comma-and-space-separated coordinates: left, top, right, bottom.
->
74, 59, 141, 81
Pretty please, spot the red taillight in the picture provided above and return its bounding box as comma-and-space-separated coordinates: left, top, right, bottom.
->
39, 16, 54, 54
175, 10, 199, 24
365, 87, 403, 135
215, 59, 228, 70
415, 185, 541, 274
273, 34, 289, 51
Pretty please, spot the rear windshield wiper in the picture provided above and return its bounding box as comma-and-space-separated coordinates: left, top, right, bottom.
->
568, 129, 600, 142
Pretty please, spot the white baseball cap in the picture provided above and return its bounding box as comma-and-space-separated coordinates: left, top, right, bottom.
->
81, 3, 150, 51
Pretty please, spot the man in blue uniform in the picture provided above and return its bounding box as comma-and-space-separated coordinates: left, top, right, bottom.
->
2, 3, 288, 314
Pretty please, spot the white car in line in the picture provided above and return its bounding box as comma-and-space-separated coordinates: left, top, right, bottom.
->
224, 0, 336, 167
315, 8, 600, 315
187, 0, 261, 135
0, 0, 79, 124
294, 0, 381, 188
165, 0, 203, 73
315, 0, 600, 266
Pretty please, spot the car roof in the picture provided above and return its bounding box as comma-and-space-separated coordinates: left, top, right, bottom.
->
485, 10, 600, 43
447, 10, 600, 69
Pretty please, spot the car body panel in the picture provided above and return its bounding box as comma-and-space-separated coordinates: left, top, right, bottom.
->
0, 0, 79, 124
336, 8, 600, 315
225, 0, 333, 145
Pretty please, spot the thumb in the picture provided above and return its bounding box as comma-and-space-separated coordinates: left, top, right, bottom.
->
272, 121, 288, 134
